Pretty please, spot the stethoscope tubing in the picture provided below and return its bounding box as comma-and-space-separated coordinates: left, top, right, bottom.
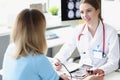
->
78, 21, 106, 57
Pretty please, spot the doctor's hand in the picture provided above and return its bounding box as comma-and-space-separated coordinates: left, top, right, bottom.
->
53, 58, 62, 71
85, 69, 105, 80
86, 69, 104, 76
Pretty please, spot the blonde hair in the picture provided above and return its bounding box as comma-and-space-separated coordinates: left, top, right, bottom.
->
11, 9, 47, 58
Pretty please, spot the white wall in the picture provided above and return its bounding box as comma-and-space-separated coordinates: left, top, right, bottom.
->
0, 0, 30, 27
102, 0, 120, 30
0, 0, 48, 27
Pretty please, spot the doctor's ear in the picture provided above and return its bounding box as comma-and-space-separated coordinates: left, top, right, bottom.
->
97, 9, 102, 20
96, 9, 100, 16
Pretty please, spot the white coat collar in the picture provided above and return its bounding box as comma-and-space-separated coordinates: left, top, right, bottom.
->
89, 21, 103, 49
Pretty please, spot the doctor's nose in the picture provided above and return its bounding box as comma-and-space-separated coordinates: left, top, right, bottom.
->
83, 12, 86, 16
83, 12, 88, 18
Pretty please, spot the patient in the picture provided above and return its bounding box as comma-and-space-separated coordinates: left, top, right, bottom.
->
2, 8, 69, 80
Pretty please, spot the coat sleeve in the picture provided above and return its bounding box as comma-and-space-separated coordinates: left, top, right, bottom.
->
54, 27, 78, 63
99, 28, 120, 75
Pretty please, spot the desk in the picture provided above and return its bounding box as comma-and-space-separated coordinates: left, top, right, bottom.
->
48, 57, 120, 80
58, 62, 120, 80
104, 72, 120, 80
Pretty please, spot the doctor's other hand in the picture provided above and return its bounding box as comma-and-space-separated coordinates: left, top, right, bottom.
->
53, 58, 62, 71
86, 69, 104, 76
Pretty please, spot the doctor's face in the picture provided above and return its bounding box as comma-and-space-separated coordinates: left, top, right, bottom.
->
80, 3, 100, 24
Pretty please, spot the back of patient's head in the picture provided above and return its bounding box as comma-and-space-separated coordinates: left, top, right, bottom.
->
11, 8, 47, 58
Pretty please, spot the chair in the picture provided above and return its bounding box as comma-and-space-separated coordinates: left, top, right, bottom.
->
0, 35, 10, 80
118, 34, 120, 69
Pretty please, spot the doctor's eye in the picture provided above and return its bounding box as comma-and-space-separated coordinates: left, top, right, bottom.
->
80, 11, 84, 14
86, 9, 92, 13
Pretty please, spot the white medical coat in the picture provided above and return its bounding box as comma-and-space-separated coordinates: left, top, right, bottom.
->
55, 21, 120, 74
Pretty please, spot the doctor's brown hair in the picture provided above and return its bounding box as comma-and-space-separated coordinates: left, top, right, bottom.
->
11, 9, 47, 58
80, 0, 102, 20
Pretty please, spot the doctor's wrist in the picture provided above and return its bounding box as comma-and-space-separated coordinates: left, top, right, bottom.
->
54, 58, 61, 64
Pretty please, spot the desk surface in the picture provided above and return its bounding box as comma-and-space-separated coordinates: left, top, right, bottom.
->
60, 62, 120, 80
104, 71, 120, 80
48, 57, 120, 80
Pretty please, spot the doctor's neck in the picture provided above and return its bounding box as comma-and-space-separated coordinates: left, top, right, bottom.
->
88, 19, 100, 37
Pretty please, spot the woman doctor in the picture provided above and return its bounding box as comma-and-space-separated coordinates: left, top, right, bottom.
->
53, 0, 119, 77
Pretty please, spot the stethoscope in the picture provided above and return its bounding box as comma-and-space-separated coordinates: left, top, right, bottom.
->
78, 21, 106, 58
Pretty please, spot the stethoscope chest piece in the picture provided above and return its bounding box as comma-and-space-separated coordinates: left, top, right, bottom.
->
102, 52, 106, 58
